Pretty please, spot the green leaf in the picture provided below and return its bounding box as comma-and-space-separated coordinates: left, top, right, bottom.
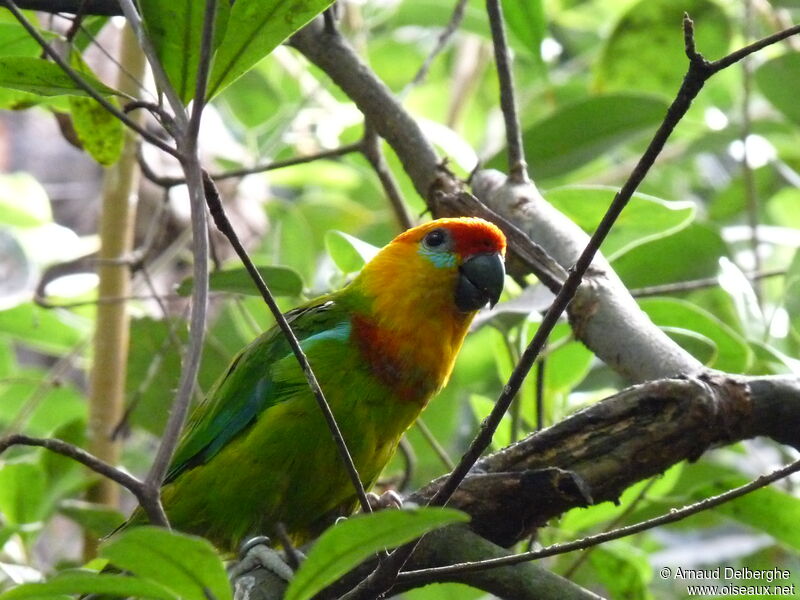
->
125, 311, 249, 436
540, 323, 594, 397
595, 0, 730, 96
100, 527, 232, 600
613, 223, 728, 289
324, 230, 380, 274
749, 340, 800, 376
755, 53, 800, 126
562, 464, 684, 534
638, 297, 753, 372
68, 95, 125, 165
544, 186, 695, 260
0, 86, 45, 109
177, 265, 303, 297
588, 542, 653, 600
0, 339, 12, 377
0, 571, 177, 600
71, 16, 109, 53
0, 461, 46, 526
0, 302, 88, 354
59, 499, 126, 539
502, 0, 546, 59
285, 508, 469, 600
402, 583, 484, 600
390, 0, 530, 55
0, 56, 120, 97
139, 0, 231, 103
41, 420, 89, 503
207, 0, 334, 99
767, 187, 800, 229
0, 22, 53, 57
660, 327, 717, 365
490, 94, 669, 179
709, 167, 778, 221
697, 478, 800, 551
0, 374, 86, 437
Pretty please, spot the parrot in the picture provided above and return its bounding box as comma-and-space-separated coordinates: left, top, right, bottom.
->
129, 217, 506, 553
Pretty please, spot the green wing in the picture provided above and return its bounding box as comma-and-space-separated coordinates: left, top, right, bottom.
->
164, 295, 346, 483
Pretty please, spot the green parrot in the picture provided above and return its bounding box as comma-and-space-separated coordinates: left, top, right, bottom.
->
126, 217, 506, 553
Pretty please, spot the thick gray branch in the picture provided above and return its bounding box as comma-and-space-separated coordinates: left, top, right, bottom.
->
410, 373, 800, 548
469, 171, 703, 382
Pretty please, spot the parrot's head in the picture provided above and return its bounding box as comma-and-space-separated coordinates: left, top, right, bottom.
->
349, 217, 507, 397
355, 217, 507, 319
400, 218, 507, 312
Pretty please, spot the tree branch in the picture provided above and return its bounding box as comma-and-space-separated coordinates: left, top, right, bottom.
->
404, 0, 468, 92
0, 434, 150, 513
361, 126, 414, 230
140, 142, 364, 188
486, 0, 528, 183
401, 455, 800, 581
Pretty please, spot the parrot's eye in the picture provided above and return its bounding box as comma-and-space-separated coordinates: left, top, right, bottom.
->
424, 228, 447, 249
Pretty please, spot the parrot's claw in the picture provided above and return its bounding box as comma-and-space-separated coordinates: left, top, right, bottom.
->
229, 536, 302, 583
238, 535, 272, 559
366, 489, 404, 511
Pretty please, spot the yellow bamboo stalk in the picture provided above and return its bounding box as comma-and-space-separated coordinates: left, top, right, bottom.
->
84, 24, 146, 558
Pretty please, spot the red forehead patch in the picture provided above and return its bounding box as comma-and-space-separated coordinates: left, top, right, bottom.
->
395, 217, 506, 257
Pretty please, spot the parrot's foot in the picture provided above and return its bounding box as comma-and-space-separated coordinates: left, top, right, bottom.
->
228, 536, 303, 583
366, 489, 403, 511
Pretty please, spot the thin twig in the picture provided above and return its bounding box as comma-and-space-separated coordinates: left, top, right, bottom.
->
1, 0, 179, 157
486, 0, 527, 183
535, 357, 545, 431
274, 522, 302, 571
361, 127, 414, 230
127, 0, 210, 504
630, 268, 785, 298
118, 0, 188, 132
741, 0, 762, 306
506, 333, 522, 443
0, 434, 149, 510
186, 0, 217, 141
710, 21, 800, 71
415, 417, 455, 471
144, 146, 207, 495
141, 142, 364, 188
398, 458, 800, 581
75, 20, 153, 101
3, 341, 88, 435
396, 437, 416, 493
403, 0, 469, 92
201, 173, 373, 515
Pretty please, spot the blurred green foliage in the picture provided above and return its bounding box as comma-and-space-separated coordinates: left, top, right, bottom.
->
1, 0, 800, 598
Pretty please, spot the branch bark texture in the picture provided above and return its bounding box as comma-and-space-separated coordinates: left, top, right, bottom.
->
412, 373, 800, 548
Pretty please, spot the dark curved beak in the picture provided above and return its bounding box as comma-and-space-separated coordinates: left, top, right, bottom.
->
455, 252, 505, 312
